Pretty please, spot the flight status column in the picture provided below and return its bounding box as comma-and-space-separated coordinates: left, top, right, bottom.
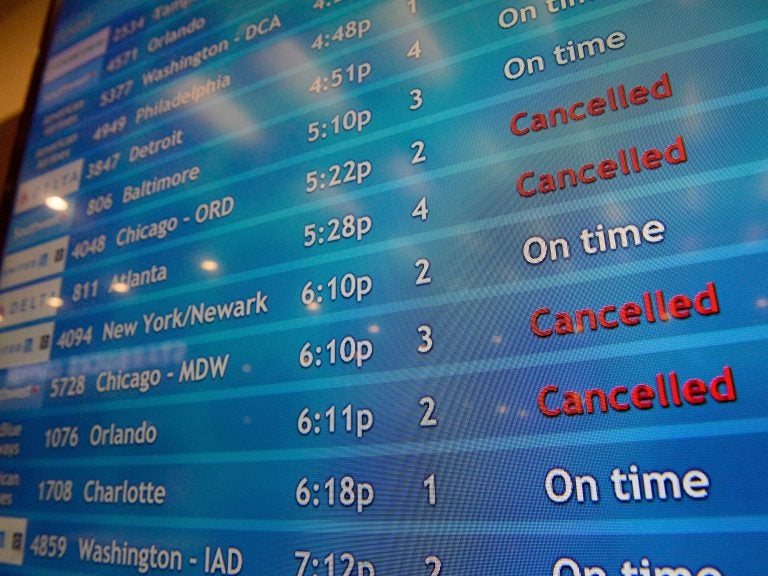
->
0, 0, 766, 575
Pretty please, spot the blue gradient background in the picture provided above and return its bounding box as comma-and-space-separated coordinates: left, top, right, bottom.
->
0, 0, 767, 574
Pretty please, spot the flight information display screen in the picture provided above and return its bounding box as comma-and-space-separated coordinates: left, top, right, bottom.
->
0, 0, 766, 574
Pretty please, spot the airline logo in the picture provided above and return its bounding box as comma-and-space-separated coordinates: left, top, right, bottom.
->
0, 323, 54, 370
0, 278, 63, 329
43, 27, 110, 85
0, 236, 69, 290
0, 517, 26, 566
15, 159, 83, 215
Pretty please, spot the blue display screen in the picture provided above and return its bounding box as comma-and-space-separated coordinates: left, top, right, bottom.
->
0, 0, 766, 574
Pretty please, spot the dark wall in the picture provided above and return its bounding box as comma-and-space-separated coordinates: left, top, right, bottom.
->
0, 115, 21, 201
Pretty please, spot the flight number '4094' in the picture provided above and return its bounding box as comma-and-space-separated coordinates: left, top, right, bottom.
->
56, 327, 93, 350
